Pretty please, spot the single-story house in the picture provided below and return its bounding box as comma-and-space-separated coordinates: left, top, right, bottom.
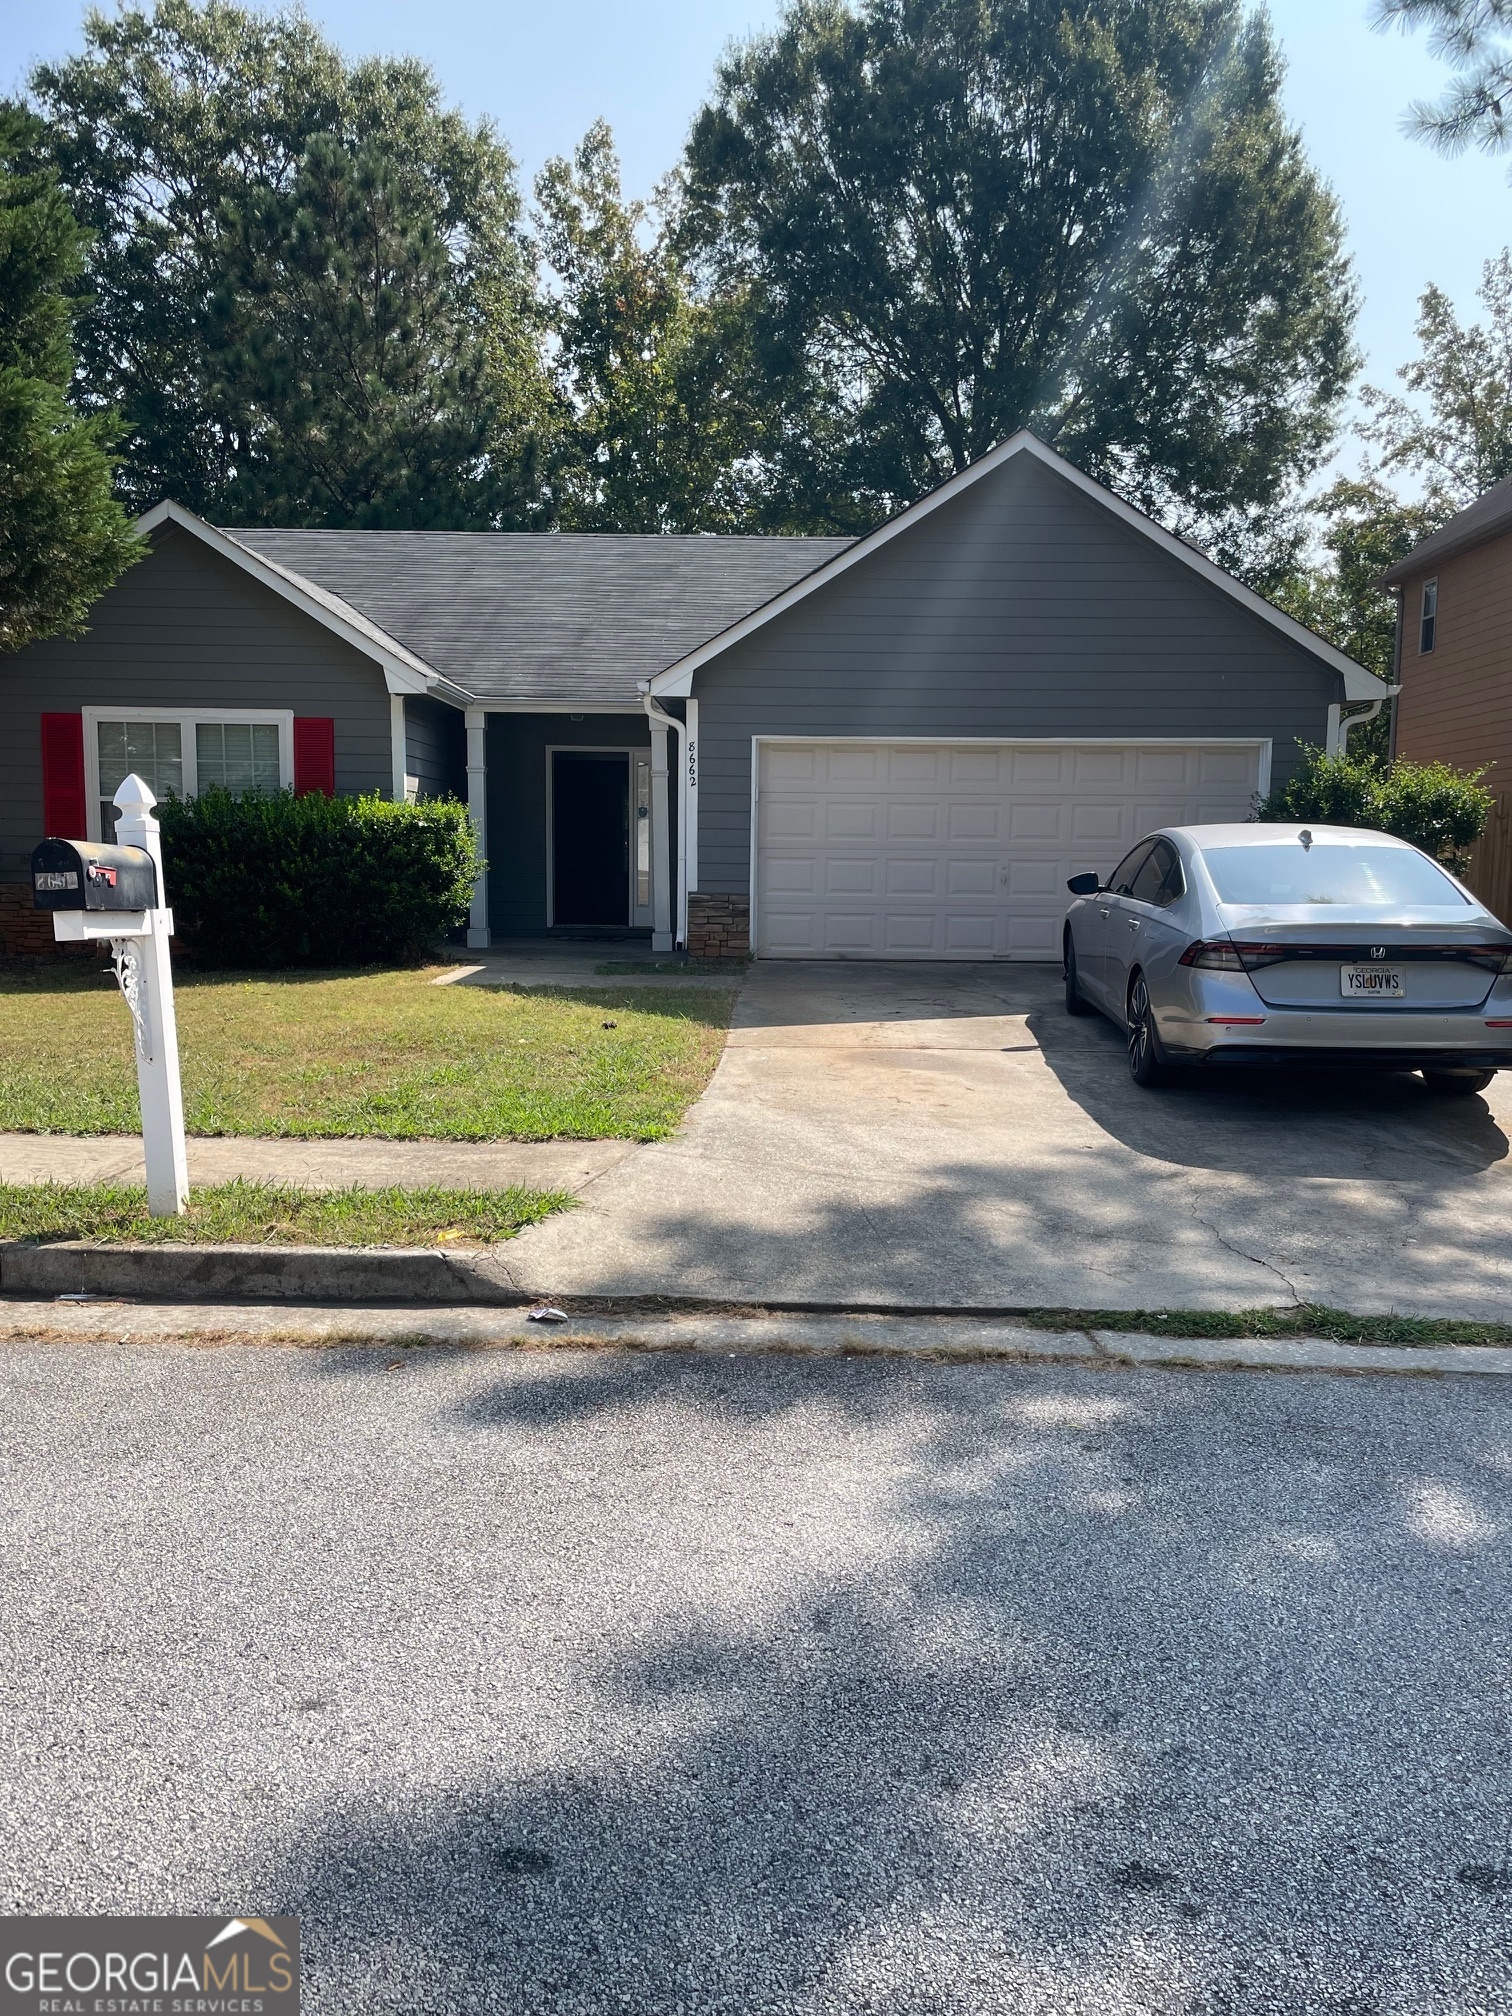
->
1384, 473, 1512, 922
1, 431, 1386, 960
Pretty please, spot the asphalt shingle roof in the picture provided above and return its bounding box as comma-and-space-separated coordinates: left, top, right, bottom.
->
222, 529, 855, 706
1379, 472, 1512, 584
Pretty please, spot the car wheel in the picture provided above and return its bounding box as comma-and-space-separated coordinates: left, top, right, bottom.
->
1127, 972, 1170, 1088
1064, 935, 1093, 1016
1420, 1068, 1496, 1097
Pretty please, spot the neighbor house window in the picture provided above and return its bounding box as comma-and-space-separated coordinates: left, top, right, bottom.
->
85, 709, 293, 842
1420, 579, 1438, 654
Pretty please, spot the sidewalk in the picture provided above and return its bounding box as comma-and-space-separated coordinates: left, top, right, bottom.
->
0, 1133, 637, 1194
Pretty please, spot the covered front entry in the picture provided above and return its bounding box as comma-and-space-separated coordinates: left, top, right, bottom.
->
753, 739, 1267, 959
550, 749, 657, 928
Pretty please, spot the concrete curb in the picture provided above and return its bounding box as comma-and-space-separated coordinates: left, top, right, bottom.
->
3, 1293, 1512, 1379
0, 1240, 531, 1305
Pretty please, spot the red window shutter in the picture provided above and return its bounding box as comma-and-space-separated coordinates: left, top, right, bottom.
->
293, 717, 336, 797
41, 713, 87, 838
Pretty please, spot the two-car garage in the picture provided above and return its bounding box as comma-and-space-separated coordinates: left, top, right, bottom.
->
753, 739, 1268, 960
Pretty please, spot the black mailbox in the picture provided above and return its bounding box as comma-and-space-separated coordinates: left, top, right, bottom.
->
31, 838, 158, 912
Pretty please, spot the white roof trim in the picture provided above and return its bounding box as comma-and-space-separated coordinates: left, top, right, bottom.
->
648, 431, 1389, 703
133, 500, 474, 706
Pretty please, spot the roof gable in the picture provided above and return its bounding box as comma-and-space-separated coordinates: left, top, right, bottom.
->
134, 500, 461, 700
648, 432, 1386, 702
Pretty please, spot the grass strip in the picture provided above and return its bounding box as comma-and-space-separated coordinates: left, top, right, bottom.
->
1016, 1304, 1512, 1349
0, 1180, 572, 1247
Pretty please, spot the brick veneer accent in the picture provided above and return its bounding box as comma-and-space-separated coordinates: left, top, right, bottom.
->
0, 881, 66, 956
0, 881, 105, 961
686, 892, 750, 959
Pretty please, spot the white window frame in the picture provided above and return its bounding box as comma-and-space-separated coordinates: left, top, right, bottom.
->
83, 707, 295, 843
1420, 578, 1438, 655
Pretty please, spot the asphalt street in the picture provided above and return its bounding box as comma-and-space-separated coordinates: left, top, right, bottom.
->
3, 1342, 1510, 2014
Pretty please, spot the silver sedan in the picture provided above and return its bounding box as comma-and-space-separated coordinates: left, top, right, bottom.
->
1062, 823, 1512, 1092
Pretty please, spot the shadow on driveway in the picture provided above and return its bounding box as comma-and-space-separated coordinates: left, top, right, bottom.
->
1027, 998, 1511, 1180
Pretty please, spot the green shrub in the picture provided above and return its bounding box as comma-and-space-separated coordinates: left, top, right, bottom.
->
158, 788, 481, 967
1256, 749, 1493, 873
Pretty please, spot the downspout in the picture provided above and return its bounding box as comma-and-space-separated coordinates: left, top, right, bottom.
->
1337, 699, 1385, 757
642, 692, 686, 950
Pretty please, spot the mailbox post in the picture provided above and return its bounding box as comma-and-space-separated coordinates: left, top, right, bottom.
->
33, 774, 188, 1216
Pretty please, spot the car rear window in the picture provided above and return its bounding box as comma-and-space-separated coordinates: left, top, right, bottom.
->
1201, 842, 1468, 908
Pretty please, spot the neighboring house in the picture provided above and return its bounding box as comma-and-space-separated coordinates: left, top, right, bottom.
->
1, 431, 1384, 961
1384, 475, 1512, 922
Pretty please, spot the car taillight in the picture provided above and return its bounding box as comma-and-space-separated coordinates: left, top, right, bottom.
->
1178, 940, 1288, 971
1179, 940, 1242, 970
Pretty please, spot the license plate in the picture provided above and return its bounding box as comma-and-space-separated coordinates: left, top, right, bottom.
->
1341, 964, 1404, 999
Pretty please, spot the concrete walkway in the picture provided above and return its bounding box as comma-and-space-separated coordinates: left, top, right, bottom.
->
506, 960, 1512, 1320
0, 1133, 633, 1195
432, 939, 742, 992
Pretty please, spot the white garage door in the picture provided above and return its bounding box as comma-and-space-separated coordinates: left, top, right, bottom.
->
755, 739, 1266, 960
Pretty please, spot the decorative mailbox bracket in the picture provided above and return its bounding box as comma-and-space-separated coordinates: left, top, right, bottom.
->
37, 776, 189, 1217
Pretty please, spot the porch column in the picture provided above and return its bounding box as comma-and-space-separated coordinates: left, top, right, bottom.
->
650, 718, 673, 951
465, 706, 490, 950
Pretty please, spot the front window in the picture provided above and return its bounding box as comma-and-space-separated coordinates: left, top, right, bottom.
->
97, 719, 183, 842
1420, 579, 1438, 654
1202, 841, 1467, 909
87, 711, 291, 841
195, 720, 281, 798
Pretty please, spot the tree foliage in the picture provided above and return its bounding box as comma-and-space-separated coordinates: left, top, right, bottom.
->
681, 0, 1357, 558
1271, 477, 1442, 680
532, 121, 764, 531
27, 0, 543, 526
1360, 250, 1512, 506
1374, 0, 1512, 159
1257, 748, 1492, 870
0, 103, 139, 651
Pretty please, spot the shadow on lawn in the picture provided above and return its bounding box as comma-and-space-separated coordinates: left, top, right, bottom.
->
266, 1351, 1512, 2013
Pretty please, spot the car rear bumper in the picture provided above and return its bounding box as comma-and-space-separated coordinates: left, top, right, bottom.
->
1165, 1043, 1511, 1072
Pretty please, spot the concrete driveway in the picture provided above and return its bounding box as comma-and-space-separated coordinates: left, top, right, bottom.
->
513, 961, 1512, 1317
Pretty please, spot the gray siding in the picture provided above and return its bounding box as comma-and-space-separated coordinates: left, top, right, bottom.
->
486, 712, 651, 936
0, 525, 393, 875
403, 696, 466, 800
691, 455, 1347, 897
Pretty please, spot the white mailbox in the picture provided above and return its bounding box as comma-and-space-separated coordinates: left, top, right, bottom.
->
33, 774, 189, 1217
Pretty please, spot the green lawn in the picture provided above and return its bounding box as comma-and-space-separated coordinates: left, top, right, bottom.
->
0, 1179, 568, 1245
0, 962, 733, 1140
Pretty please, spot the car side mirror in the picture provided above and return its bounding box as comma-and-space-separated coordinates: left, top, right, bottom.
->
1066, 872, 1102, 896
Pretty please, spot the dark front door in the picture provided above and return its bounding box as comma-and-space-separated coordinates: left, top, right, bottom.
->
552, 752, 630, 927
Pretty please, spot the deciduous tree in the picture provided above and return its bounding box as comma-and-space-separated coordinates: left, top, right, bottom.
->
682, 0, 1357, 564
1360, 252, 1512, 506
533, 122, 765, 530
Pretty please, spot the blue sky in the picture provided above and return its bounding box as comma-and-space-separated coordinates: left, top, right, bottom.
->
4, 0, 1508, 463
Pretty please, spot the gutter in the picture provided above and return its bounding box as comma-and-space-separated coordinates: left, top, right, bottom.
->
1326, 690, 1397, 758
